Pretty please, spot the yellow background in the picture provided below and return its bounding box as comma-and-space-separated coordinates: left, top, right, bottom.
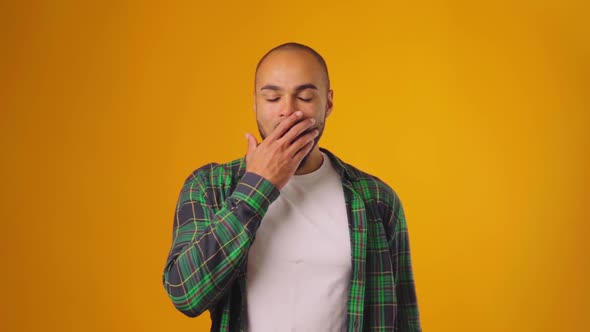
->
1, 0, 588, 331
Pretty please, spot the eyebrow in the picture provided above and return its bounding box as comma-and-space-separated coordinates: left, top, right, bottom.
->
260, 83, 318, 92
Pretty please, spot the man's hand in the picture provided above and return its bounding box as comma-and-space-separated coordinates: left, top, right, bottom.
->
245, 111, 319, 190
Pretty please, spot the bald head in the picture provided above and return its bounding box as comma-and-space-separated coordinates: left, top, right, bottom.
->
254, 42, 331, 92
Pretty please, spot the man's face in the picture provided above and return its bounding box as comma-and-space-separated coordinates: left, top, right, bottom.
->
254, 49, 333, 163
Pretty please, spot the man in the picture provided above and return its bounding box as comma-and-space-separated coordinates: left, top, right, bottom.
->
162, 42, 422, 331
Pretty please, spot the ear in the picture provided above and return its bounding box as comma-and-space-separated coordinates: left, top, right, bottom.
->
325, 89, 334, 118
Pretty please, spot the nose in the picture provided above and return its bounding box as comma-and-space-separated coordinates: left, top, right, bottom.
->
279, 96, 298, 118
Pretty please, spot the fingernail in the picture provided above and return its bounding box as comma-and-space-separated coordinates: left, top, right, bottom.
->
310, 118, 316, 124
295, 111, 302, 117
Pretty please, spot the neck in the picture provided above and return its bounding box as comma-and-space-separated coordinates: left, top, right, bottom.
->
294, 147, 323, 175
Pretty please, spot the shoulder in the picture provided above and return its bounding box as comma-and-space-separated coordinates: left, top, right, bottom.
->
340, 161, 408, 240
177, 157, 245, 204
340, 160, 404, 215
182, 157, 244, 187
322, 148, 403, 209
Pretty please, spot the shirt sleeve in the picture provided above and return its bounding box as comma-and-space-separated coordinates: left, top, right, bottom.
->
162, 167, 280, 317
386, 194, 422, 332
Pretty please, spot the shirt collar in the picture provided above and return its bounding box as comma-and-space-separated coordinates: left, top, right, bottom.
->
319, 147, 360, 182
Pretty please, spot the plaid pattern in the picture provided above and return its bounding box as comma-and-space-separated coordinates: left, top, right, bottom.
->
163, 148, 421, 331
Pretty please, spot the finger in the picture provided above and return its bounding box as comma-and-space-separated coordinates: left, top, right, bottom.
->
292, 137, 316, 162
288, 129, 319, 157
268, 111, 303, 141
245, 133, 258, 157
280, 117, 316, 145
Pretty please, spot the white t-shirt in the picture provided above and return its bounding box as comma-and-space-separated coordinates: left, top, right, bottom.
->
246, 152, 351, 332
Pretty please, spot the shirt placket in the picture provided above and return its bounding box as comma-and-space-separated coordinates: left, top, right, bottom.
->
342, 179, 368, 332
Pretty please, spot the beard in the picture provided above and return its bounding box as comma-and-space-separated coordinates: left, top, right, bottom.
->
257, 117, 325, 170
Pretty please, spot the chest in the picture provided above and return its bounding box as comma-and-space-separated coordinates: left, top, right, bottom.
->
249, 178, 350, 267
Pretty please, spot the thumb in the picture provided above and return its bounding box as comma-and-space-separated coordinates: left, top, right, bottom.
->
245, 133, 258, 156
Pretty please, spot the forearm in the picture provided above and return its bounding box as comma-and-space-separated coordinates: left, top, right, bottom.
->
162, 171, 279, 317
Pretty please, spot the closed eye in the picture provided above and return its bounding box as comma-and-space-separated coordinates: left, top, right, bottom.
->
265, 97, 312, 102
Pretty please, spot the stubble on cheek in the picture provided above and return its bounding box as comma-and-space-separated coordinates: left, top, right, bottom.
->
256, 119, 269, 140
297, 140, 316, 169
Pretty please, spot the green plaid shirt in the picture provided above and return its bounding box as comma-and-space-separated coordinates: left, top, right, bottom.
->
162, 148, 421, 331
